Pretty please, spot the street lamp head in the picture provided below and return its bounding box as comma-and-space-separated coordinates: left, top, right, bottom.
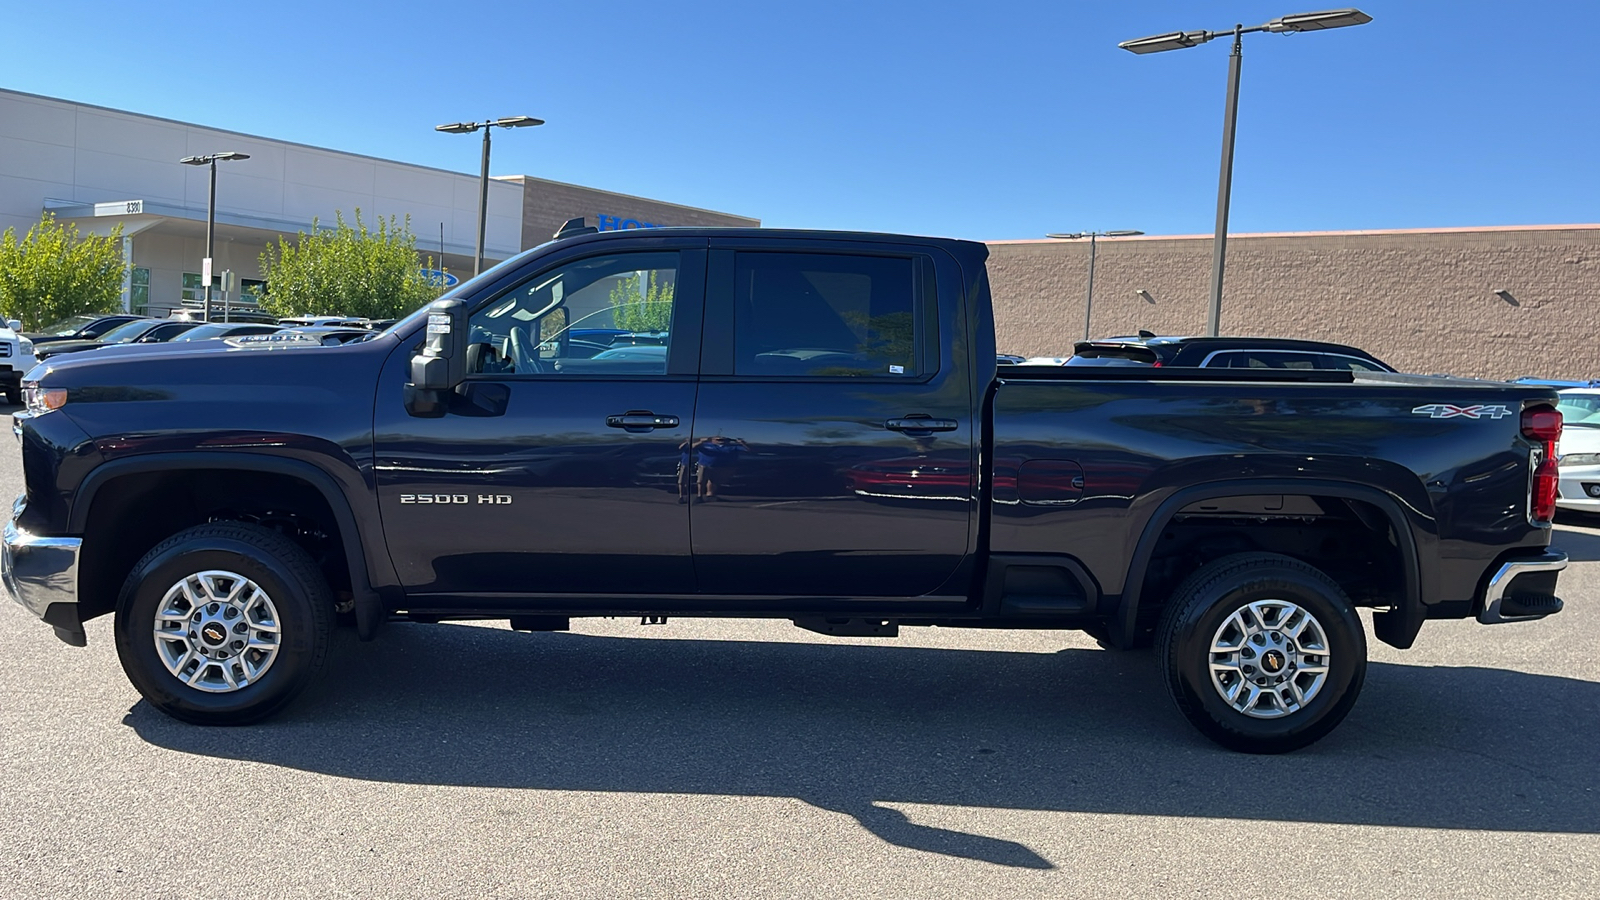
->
1264, 8, 1372, 33
1046, 232, 1087, 240
494, 116, 545, 128
179, 152, 251, 165
1119, 29, 1213, 54
1046, 230, 1144, 239
1105, 230, 1145, 237
435, 122, 480, 134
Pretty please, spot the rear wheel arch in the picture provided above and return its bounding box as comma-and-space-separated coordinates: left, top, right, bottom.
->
1116, 480, 1422, 650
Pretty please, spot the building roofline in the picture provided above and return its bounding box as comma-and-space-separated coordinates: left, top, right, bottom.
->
0, 86, 506, 183
495, 174, 759, 223
988, 222, 1600, 245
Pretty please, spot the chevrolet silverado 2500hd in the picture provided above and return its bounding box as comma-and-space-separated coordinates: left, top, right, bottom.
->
3, 225, 1567, 752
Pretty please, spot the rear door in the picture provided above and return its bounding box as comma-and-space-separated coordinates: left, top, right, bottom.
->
688, 239, 977, 598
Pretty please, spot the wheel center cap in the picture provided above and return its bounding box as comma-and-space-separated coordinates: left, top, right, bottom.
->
201, 622, 228, 645
1262, 649, 1286, 674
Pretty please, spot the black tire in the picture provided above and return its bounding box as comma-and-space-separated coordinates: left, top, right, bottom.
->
114, 523, 333, 725
4, 387, 20, 406
1157, 552, 1366, 754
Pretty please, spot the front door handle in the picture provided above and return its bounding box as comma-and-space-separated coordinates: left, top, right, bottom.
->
606, 411, 680, 432
884, 415, 960, 435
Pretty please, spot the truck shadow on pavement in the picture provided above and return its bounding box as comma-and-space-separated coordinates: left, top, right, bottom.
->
126, 624, 1600, 870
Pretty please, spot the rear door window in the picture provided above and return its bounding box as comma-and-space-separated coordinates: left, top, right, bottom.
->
732, 252, 919, 377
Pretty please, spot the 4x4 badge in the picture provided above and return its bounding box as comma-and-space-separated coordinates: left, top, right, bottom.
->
1411, 404, 1514, 419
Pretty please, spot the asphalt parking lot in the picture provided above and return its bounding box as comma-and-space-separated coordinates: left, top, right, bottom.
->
2, 438, 1598, 899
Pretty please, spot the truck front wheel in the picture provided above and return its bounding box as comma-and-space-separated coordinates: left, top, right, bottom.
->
113, 523, 333, 725
1157, 552, 1366, 753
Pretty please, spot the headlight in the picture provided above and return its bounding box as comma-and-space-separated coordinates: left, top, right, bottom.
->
1559, 452, 1600, 467
21, 382, 66, 414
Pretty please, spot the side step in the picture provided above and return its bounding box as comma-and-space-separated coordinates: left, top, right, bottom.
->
1498, 593, 1563, 619
793, 617, 899, 637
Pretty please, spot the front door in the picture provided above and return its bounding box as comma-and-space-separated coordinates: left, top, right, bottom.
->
374, 246, 705, 600
688, 242, 977, 598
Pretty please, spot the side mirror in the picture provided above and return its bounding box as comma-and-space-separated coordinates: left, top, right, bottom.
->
6, 320, 20, 331
405, 299, 468, 417
538, 308, 569, 359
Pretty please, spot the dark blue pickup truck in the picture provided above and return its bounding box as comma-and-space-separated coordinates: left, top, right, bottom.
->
2, 226, 1568, 752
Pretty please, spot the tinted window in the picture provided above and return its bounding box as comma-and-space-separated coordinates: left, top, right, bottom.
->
733, 253, 918, 377
468, 252, 679, 377
98, 320, 161, 342
1214, 351, 1319, 370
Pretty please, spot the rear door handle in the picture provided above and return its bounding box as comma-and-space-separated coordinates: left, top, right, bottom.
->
606, 411, 680, 432
884, 416, 960, 434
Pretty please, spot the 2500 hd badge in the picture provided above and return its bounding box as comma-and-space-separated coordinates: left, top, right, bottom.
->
399, 493, 513, 505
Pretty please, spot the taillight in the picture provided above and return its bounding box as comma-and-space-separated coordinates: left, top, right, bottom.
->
1522, 407, 1562, 443
1524, 405, 1562, 524
1532, 457, 1559, 523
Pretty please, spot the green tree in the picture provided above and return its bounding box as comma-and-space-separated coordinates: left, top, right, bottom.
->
0, 214, 126, 331
258, 210, 442, 320
608, 270, 674, 333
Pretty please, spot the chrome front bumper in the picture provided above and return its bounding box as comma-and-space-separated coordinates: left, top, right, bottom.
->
1478, 549, 1568, 624
2, 518, 84, 644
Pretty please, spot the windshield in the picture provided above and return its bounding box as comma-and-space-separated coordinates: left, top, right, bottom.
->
172, 323, 265, 341
97, 320, 160, 343
40, 314, 98, 336
1557, 392, 1600, 427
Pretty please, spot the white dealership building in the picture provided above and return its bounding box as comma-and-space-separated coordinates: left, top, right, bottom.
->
0, 87, 757, 317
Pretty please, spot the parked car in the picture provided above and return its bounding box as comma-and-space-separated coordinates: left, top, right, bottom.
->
25, 314, 149, 346
6, 226, 1565, 754
1065, 335, 1396, 372
33, 319, 198, 360
0, 318, 36, 404
1555, 387, 1600, 514
166, 307, 280, 325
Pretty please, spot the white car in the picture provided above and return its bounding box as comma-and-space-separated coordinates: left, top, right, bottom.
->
0, 318, 37, 406
1555, 388, 1600, 513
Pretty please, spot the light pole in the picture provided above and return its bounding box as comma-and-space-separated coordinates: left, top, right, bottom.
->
178, 151, 251, 322
1046, 230, 1144, 339
436, 116, 544, 276
1120, 9, 1371, 336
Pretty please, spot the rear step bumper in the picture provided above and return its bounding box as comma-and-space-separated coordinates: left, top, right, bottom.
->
1478, 550, 1567, 624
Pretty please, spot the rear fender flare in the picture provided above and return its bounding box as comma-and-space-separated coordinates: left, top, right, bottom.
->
1115, 479, 1422, 649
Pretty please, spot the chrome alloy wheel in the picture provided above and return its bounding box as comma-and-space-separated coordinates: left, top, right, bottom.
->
1208, 599, 1331, 719
151, 570, 282, 693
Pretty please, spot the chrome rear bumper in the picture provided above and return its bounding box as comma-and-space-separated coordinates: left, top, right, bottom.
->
1478, 549, 1567, 624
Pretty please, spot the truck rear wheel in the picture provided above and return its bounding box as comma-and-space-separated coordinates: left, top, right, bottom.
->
1157, 552, 1366, 753
113, 523, 332, 725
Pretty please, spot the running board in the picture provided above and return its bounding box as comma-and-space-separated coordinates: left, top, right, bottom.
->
793, 617, 899, 637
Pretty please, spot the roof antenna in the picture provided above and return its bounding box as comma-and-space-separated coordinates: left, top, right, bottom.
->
1138, 329, 1156, 339
554, 217, 598, 240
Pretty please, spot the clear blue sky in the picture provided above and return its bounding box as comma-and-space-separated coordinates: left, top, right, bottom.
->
3, 1, 1595, 241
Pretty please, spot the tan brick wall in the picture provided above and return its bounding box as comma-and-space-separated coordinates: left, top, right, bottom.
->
985, 226, 1600, 380
505, 175, 758, 248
